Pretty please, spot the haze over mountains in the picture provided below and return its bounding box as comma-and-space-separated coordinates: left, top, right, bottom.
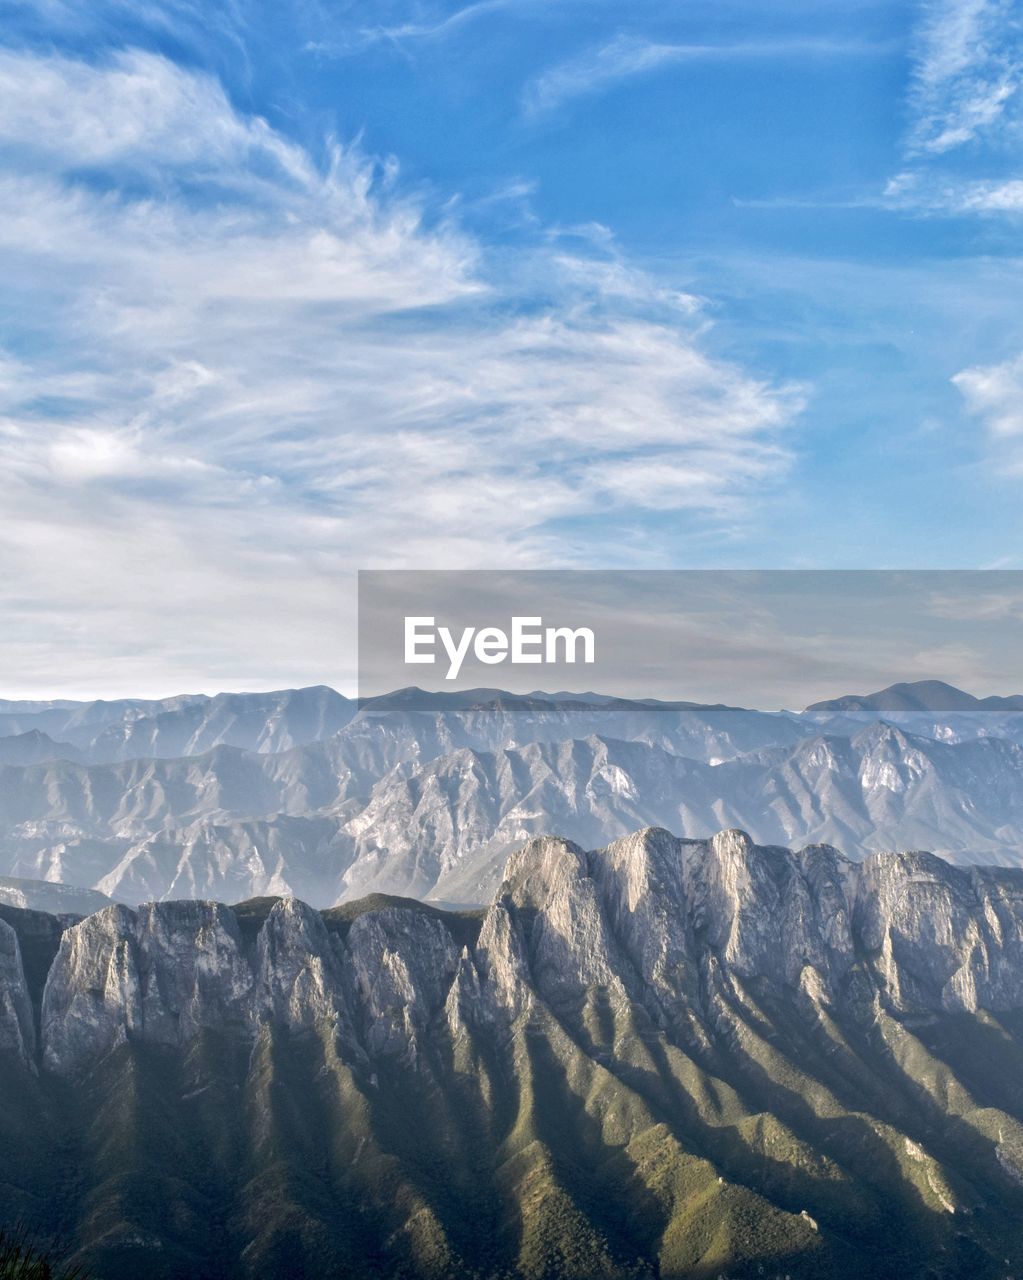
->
6, 828, 1023, 1277
1, 680, 1022, 909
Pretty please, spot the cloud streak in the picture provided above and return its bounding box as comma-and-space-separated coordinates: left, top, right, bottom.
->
882, 170, 1023, 214
522, 32, 894, 118
881, 1, 1023, 220
346, 0, 522, 46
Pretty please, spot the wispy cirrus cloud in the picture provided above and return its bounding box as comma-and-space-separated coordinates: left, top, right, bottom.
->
878, 0, 1023, 218
926, 587, 1023, 622
907, 0, 1023, 155
522, 32, 892, 118
0, 45, 801, 696
949, 347, 1023, 497
0, 47, 306, 179
301, 0, 590, 57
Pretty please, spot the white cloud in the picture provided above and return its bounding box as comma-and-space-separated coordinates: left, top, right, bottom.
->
878, 1, 1023, 221
0, 48, 285, 173
7, 0, 250, 52
523, 35, 691, 116
0, 46, 801, 696
954, 178, 1023, 210
907, 0, 1022, 154
740, 2, 1023, 221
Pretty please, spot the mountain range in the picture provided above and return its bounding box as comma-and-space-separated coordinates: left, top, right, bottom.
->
1, 680, 1022, 907
5, 827, 1023, 1277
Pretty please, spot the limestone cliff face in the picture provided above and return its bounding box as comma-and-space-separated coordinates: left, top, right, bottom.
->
40, 901, 254, 1070
37, 893, 469, 1072
856, 851, 1023, 1012
345, 907, 461, 1059
22, 827, 1023, 1078
490, 826, 1017, 1026
0, 917, 34, 1064
255, 896, 350, 1031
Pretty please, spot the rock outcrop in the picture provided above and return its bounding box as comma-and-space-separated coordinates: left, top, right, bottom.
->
25, 828, 1023, 1074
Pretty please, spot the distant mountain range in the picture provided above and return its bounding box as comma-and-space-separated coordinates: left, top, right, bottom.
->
0, 684, 356, 762
5, 828, 1023, 1277
0, 679, 1021, 907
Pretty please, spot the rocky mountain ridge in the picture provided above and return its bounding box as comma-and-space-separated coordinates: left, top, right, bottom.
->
5, 826, 1023, 1069
4, 679, 1021, 765
6, 827, 1023, 1276
0, 685, 356, 761
3, 719, 1023, 906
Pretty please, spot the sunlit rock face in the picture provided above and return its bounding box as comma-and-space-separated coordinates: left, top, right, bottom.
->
40, 901, 254, 1069
30, 827, 1023, 1077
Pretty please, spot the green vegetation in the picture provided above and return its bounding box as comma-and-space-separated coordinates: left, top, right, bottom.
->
6, 896, 1023, 1277
7, 983, 1022, 1280
321, 892, 486, 948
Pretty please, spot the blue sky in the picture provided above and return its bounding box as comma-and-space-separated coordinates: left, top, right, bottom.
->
1, 0, 1023, 695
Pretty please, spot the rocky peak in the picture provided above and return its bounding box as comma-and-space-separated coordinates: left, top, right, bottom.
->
501, 835, 627, 1004
345, 906, 461, 1059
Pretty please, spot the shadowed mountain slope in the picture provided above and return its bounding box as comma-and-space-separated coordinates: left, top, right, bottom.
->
3, 829, 1023, 1277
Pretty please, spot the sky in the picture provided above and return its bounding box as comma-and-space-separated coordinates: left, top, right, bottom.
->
1, 0, 1023, 697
